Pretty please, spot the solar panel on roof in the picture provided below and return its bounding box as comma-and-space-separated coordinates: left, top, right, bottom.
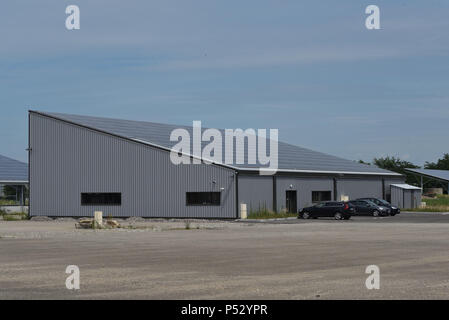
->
0, 154, 28, 182
405, 168, 449, 182
34, 111, 400, 176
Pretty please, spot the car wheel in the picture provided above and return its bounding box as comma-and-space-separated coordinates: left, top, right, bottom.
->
334, 212, 343, 220
390, 213, 396, 216
372, 210, 380, 217
302, 212, 310, 219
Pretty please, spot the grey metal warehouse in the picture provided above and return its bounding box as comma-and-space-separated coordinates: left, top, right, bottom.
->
29, 111, 405, 218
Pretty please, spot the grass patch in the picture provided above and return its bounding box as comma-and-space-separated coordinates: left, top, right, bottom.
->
423, 194, 449, 206
406, 207, 449, 212
247, 207, 297, 219
405, 194, 449, 212
0, 211, 29, 220
2, 214, 25, 221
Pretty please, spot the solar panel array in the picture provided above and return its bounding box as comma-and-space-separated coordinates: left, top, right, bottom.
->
38, 111, 398, 175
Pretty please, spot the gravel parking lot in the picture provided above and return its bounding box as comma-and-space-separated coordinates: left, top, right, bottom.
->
1, 213, 449, 299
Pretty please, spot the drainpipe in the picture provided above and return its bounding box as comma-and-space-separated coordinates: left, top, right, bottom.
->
333, 178, 337, 201
235, 171, 239, 218
272, 175, 277, 212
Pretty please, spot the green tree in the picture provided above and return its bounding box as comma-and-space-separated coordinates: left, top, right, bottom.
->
425, 153, 449, 170
373, 156, 419, 184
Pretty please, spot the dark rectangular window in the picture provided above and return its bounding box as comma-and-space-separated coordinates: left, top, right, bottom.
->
186, 192, 221, 206
81, 193, 121, 206
312, 191, 332, 203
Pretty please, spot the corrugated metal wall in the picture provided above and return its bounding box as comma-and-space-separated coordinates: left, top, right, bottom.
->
238, 175, 406, 214
384, 178, 406, 201
238, 175, 272, 213
413, 189, 422, 208
276, 176, 334, 211
391, 186, 410, 208
238, 175, 335, 213
30, 113, 236, 218
391, 186, 402, 208
336, 177, 382, 200
391, 186, 421, 209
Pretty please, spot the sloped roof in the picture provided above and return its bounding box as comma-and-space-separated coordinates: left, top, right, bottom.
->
0, 154, 28, 183
32, 111, 401, 176
391, 184, 422, 190
405, 168, 449, 182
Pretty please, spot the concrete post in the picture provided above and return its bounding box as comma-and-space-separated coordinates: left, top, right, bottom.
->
94, 211, 103, 227
240, 203, 247, 219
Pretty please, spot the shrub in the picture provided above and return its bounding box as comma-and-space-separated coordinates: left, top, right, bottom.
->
248, 205, 297, 219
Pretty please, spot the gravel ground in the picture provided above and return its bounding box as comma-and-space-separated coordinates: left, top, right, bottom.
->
1, 214, 449, 299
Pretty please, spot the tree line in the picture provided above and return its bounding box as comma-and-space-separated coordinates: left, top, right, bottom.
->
359, 153, 449, 188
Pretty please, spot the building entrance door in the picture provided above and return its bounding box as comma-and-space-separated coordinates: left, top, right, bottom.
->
286, 190, 297, 213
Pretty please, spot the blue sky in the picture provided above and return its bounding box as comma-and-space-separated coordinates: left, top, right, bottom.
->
1, 1, 448, 165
